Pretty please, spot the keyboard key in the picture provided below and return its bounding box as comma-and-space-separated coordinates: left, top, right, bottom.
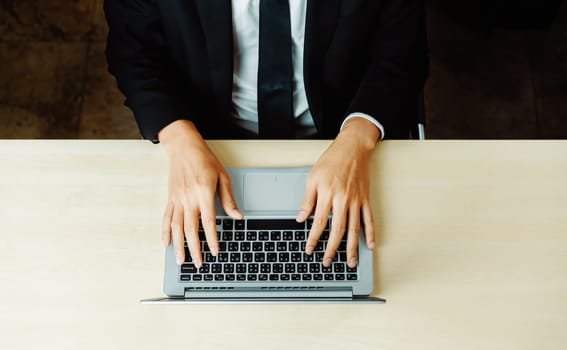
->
247, 275, 257, 281
336, 274, 345, 281
281, 274, 290, 281
219, 242, 227, 251
338, 241, 347, 251
334, 263, 345, 273
252, 242, 263, 251
279, 252, 290, 262
204, 274, 213, 281
180, 275, 191, 281
181, 264, 197, 274
295, 231, 305, 241
215, 275, 224, 281
309, 263, 320, 273
249, 263, 259, 273
273, 263, 283, 273
235, 232, 245, 241
322, 265, 332, 273
259, 274, 268, 281
246, 231, 257, 241
240, 242, 251, 251
283, 231, 293, 240
289, 242, 300, 251
277, 242, 287, 251
254, 253, 265, 262
291, 274, 301, 281
315, 252, 324, 262
228, 242, 239, 251
321, 230, 330, 241
291, 253, 302, 262
324, 274, 334, 280
297, 263, 308, 273
248, 219, 304, 230
242, 253, 253, 262
315, 242, 324, 251
269, 274, 279, 281
205, 253, 216, 263
223, 264, 234, 273
303, 253, 314, 262
302, 274, 312, 280
218, 253, 229, 262
236, 263, 246, 273
301, 242, 307, 251
235, 220, 245, 230
260, 263, 271, 273
193, 275, 202, 281
267, 253, 277, 262
313, 274, 323, 280
184, 247, 192, 262
230, 253, 241, 262
222, 232, 233, 241
226, 274, 236, 281
339, 252, 347, 262
265, 242, 275, 251
237, 274, 246, 281
259, 231, 269, 240
222, 219, 233, 230
270, 231, 281, 241
347, 274, 358, 280
212, 264, 222, 273
285, 263, 295, 273
347, 266, 358, 273
216, 218, 221, 226
199, 264, 210, 273
198, 230, 206, 241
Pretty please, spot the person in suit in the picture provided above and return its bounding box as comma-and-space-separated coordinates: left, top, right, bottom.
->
105, 0, 427, 270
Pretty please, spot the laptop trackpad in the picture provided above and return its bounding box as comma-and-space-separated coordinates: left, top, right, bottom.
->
243, 173, 307, 211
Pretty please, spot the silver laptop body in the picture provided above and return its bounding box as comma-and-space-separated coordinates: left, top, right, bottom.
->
142, 167, 384, 304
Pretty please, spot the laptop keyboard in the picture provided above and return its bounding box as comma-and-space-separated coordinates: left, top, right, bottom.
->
179, 218, 359, 283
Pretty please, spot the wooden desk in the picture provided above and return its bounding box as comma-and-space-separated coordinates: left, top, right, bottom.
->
0, 140, 566, 350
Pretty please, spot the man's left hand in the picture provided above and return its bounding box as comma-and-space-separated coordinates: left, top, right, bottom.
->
296, 118, 379, 269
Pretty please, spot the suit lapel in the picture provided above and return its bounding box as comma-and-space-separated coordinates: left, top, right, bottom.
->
304, 0, 341, 128
195, 0, 233, 115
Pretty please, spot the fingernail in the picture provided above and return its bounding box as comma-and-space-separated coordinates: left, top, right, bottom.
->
323, 258, 332, 267
296, 211, 306, 221
349, 257, 358, 267
211, 246, 219, 256
306, 245, 314, 255
195, 260, 202, 269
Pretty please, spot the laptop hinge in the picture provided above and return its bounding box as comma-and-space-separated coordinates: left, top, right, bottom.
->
184, 287, 353, 299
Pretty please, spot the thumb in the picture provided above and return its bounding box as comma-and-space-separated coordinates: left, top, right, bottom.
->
218, 173, 243, 219
297, 180, 316, 222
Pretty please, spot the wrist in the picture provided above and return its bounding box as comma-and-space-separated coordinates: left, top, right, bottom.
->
338, 118, 380, 152
159, 120, 205, 154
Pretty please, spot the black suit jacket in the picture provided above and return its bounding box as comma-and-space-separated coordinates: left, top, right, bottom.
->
105, 0, 427, 141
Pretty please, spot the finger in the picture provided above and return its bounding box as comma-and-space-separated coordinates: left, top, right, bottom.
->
171, 206, 185, 265
362, 200, 376, 249
184, 207, 203, 268
162, 201, 174, 247
198, 188, 219, 256
297, 177, 316, 222
306, 193, 331, 256
218, 172, 243, 219
346, 205, 361, 268
323, 200, 347, 267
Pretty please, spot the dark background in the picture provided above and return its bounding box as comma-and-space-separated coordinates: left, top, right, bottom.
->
0, 0, 565, 139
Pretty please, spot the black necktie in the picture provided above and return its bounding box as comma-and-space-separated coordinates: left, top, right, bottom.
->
257, 0, 294, 138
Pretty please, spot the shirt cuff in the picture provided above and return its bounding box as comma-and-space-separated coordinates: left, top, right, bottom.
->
340, 113, 385, 140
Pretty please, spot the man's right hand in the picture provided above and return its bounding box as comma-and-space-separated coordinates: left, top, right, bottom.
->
159, 120, 243, 268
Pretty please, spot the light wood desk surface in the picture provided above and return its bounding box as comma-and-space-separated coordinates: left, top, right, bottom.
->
0, 140, 566, 350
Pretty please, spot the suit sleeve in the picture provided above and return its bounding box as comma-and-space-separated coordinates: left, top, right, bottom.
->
345, 0, 427, 137
104, 0, 192, 142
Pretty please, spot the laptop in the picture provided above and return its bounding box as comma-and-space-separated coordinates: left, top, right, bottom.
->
141, 167, 384, 304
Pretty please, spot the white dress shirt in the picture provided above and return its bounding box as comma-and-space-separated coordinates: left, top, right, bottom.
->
230, 0, 385, 138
